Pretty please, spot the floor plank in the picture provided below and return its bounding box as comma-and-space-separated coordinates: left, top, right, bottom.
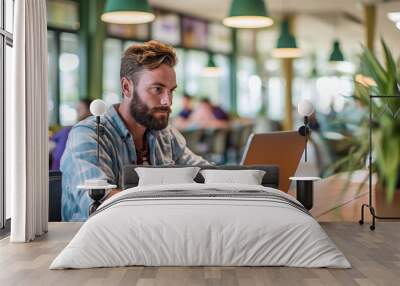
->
1, 222, 400, 286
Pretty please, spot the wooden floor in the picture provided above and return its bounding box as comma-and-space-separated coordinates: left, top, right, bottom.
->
1, 222, 400, 286
288, 171, 374, 222
2, 172, 399, 286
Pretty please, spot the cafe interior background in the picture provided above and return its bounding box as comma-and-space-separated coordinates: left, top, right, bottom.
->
44, 0, 400, 169
2, 0, 400, 224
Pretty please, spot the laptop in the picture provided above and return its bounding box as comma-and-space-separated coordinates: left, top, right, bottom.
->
240, 131, 305, 192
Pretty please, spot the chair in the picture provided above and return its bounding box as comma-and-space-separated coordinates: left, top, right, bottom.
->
239, 124, 254, 148
202, 128, 229, 164
180, 128, 204, 154
228, 124, 243, 162
234, 123, 254, 163
49, 170, 62, 222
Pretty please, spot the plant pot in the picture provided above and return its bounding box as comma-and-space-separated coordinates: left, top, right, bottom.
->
374, 182, 400, 218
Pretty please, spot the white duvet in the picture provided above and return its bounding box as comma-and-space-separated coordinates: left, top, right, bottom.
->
50, 183, 351, 269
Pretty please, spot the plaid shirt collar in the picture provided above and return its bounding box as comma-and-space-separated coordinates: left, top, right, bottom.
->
104, 105, 131, 140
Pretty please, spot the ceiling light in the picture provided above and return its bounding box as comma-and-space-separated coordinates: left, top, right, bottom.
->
203, 55, 222, 77
101, 0, 155, 24
329, 40, 345, 62
271, 20, 302, 58
223, 0, 273, 28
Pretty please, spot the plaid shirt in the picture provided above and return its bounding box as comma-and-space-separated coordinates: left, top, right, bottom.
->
60, 104, 209, 221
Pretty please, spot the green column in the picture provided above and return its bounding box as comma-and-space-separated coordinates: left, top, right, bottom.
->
79, 0, 106, 100
78, 0, 89, 100
230, 28, 238, 114
282, 57, 294, 131
281, 15, 295, 131
364, 4, 376, 53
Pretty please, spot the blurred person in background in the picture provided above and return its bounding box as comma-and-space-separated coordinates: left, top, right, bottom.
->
188, 97, 229, 128
173, 94, 194, 130
178, 94, 193, 119
49, 99, 92, 170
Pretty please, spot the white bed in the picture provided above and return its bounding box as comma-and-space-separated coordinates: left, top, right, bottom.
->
50, 183, 351, 269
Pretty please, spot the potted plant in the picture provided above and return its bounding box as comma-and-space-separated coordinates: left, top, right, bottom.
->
328, 39, 400, 206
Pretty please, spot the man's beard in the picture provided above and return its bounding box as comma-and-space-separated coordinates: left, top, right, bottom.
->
129, 90, 171, 131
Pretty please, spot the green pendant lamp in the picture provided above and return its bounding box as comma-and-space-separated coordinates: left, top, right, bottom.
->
101, 0, 155, 24
223, 0, 273, 28
203, 55, 222, 77
271, 19, 302, 58
329, 40, 345, 62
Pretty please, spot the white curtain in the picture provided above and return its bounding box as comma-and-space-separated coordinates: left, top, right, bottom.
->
8, 0, 48, 242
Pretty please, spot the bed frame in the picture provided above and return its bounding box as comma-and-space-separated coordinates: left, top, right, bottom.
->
122, 165, 279, 190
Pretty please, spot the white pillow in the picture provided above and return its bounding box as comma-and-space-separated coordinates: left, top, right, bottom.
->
135, 167, 201, 186
200, 169, 266, 185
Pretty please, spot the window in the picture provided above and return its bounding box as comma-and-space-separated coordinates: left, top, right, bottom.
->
47, 31, 58, 125
205, 54, 231, 110
315, 76, 353, 114
47, 0, 80, 127
59, 32, 80, 125
267, 77, 285, 121
183, 50, 233, 111
1, 0, 14, 231
47, 31, 80, 126
103, 38, 123, 106
237, 56, 262, 117
184, 50, 208, 97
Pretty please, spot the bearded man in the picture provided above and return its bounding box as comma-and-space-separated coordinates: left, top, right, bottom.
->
60, 41, 209, 221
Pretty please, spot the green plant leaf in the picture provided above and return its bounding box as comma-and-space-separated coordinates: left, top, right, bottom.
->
361, 46, 387, 92
328, 40, 400, 204
381, 39, 397, 97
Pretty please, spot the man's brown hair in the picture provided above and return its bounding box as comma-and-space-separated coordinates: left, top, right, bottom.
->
120, 40, 177, 86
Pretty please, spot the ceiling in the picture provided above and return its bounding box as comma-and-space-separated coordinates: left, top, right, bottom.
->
149, 0, 400, 58
150, 0, 366, 22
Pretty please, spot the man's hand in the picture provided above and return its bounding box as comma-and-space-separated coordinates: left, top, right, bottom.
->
106, 188, 122, 199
